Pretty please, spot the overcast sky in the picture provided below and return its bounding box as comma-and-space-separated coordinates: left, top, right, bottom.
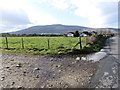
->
0, 0, 119, 33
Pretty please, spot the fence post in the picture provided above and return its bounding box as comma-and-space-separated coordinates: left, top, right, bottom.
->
21, 38, 24, 49
85, 36, 88, 46
48, 39, 50, 49
5, 37, 8, 49
78, 37, 82, 49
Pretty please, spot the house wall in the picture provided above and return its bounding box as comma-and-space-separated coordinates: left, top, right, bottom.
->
67, 33, 74, 37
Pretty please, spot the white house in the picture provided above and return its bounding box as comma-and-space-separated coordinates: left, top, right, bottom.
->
67, 32, 74, 37
80, 33, 88, 37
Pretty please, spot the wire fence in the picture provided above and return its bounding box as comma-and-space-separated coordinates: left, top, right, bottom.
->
0, 36, 96, 50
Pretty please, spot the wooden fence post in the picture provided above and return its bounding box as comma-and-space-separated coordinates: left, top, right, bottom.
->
5, 37, 8, 49
21, 38, 24, 49
48, 39, 50, 49
78, 37, 82, 49
86, 36, 88, 46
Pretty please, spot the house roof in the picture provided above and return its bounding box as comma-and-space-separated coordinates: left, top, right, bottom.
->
67, 32, 74, 34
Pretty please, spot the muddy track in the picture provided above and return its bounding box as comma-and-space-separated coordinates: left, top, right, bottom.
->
0, 54, 98, 88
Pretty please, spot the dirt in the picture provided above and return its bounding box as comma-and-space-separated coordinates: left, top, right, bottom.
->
0, 53, 98, 88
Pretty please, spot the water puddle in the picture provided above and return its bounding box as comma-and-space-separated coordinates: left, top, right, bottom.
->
80, 49, 107, 62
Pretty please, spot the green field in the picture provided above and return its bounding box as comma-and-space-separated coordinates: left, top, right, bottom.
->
0, 37, 87, 54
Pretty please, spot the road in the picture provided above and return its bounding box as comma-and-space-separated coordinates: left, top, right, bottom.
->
89, 36, 120, 88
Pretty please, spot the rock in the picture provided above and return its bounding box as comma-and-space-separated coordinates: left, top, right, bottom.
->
81, 57, 87, 60
36, 75, 39, 78
68, 64, 71, 67
0, 77, 5, 81
100, 49, 104, 52
34, 67, 40, 70
90, 73, 93, 76
76, 57, 80, 60
81, 82, 84, 85
17, 86, 24, 89
11, 82, 15, 85
72, 61, 76, 64
23, 71, 27, 73
58, 70, 61, 72
53, 73, 56, 76
58, 52, 62, 55
10, 59, 14, 61
48, 84, 53, 88
41, 85, 45, 88
72, 70, 75, 72
6, 66, 10, 69
56, 65, 61, 68
16, 63, 22, 67
50, 58, 54, 61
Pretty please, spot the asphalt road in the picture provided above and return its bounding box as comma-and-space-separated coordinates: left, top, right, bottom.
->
89, 36, 120, 88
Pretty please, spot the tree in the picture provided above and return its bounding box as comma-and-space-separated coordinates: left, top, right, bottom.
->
74, 30, 79, 37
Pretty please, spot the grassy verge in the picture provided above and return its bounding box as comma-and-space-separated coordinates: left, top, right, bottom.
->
67, 34, 111, 55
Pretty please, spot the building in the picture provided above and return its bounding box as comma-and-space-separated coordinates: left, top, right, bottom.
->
67, 32, 74, 37
80, 33, 88, 37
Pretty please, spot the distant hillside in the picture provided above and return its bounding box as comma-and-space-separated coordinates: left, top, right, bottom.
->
10, 24, 91, 34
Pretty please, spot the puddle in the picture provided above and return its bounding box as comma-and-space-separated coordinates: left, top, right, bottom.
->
81, 50, 107, 62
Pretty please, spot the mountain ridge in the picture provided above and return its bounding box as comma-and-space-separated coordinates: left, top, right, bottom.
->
10, 24, 117, 34
10, 24, 92, 34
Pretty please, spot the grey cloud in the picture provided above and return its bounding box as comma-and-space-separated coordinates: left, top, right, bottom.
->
0, 8, 31, 25
97, 2, 118, 27
0, 8, 32, 33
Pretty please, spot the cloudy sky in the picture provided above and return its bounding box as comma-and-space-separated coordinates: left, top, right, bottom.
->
0, 0, 119, 33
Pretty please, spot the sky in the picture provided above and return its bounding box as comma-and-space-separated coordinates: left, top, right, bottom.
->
0, 0, 119, 33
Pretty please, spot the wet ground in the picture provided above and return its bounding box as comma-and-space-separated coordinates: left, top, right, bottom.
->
0, 54, 98, 88
0, 36, 119, 88
89, 36, 119, 88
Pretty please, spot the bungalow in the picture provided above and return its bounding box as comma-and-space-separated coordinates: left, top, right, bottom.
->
80, 33, 88, 37
90, 31, 97, 35
80, 31, 92, 37
67, 32, 74, 37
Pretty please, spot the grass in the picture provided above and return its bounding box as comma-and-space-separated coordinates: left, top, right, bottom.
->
1, 37, 87, 55
0, 35, 109, 55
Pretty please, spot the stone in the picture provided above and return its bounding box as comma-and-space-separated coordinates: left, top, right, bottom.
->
58, 52, 62, 55
17, 86, 24, 89
10, 59, 14, 61
72, 61, 76, 64
76, 57, 80, 60
81, 57, 87, 60
11, 82, 15, 85
104, 72, 109, 76
34, 68, 40, 70
41, 85, 45, 88
50, 58, 54, 61
0, 77, 5, 81
6, 66, 10, 68
58, 70, 61, 72
90, 73, 93, 76
16, 63, 21, 67
48, 84, 53, 87
36, 75, 39, 78
56, 65, 61, 68
100, 49, 105, 52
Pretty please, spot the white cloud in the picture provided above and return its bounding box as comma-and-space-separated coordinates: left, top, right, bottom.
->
69, 0, 118, 28
27, 11, 59, 25
20, 1, 60, 25
0, 0, 118, 33
0, 0, 60, 33
48, 0, 70, 10
36, 0, 118, 28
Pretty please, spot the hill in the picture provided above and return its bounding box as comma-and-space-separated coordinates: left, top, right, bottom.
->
10, 24, 91, 34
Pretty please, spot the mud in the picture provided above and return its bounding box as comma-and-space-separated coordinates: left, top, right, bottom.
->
0, 54, 98, 88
